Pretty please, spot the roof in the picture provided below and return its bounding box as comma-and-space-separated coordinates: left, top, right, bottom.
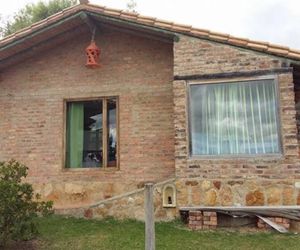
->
1, 2, 300, 67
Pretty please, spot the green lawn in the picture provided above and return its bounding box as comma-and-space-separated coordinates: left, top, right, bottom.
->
7, 215, 300, 250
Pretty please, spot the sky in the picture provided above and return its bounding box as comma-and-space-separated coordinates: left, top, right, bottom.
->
1, 0, 300, 50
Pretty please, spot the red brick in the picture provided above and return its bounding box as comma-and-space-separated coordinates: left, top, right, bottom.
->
203, 211, 212, 216
211, 216, 217, 222
0, 28, 174, 208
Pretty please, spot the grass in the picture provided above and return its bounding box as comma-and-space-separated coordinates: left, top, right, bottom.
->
7, 215, 300, 250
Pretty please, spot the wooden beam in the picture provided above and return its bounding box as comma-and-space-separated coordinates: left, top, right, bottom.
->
88, 12, 179, 42
174, 68, 293, 81
98, 22, 173, 44
180, 205, 300, 210
0, 9, 178, 60
0, 11, 83, 52
180, 206, 300, 220
0, 25, 87, 70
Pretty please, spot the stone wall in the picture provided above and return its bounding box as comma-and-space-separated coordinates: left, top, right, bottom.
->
56, 179, 177, 221
173, 35, 300, 208
174, 35, 282, 77
0, 26, 175, 209
176, 179, 300, 207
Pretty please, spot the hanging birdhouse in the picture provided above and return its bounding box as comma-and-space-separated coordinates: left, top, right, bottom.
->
85, 41, 101, 68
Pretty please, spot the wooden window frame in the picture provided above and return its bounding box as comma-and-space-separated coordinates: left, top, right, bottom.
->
63, 96, 119, 170
186, 75, 283, 159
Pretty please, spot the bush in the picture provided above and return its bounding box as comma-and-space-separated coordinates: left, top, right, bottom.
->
0, 160, 53, 246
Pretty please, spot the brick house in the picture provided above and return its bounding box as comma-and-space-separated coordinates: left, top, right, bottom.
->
1, 2, 300, 220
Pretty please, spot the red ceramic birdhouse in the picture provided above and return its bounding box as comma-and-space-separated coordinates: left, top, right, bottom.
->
85, 41, 101, 68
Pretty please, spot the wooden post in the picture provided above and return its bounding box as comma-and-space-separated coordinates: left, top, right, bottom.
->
145, 183, 155, 250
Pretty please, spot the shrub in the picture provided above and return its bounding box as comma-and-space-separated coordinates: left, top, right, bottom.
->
0, 160, 53, 246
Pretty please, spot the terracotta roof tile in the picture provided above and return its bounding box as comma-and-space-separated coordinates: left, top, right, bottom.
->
120, 13, 139, 20
268, 44, 290, 50
121, 10, 139, 16
208, 31, 230, 42
1, 2, 300, 62
228, 37, 249, 46
287, 52, 300, 59
103, 8, 122, 17
154, 22, 173, 29
136, 16, 156, 24
136, 14, 157, 20
247, 42, 268, 51
154, 18, 173, 25
291, 48, 300, 54
191, 28, 210, 37
267, 47, 290, 55
153, 19, 174, 29
249, 40, 270, 46
47, 10, 64, 20
172, 23, 192, 32
119, 10, 140, 20
86, 3, 106, 9
85, 3, 106, 11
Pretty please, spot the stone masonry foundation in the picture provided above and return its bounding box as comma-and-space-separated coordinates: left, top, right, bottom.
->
55, 179, 177, 221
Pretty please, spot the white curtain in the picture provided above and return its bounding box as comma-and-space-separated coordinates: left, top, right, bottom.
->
189, 79, 280, 155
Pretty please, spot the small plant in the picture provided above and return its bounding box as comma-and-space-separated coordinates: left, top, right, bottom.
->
126, 0, 137, 13
0, 160, 53, 246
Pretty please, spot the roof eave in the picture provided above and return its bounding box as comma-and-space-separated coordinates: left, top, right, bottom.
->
1, 3, 300, 64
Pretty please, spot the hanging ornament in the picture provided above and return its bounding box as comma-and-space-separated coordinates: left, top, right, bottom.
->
85, 28, 101, 68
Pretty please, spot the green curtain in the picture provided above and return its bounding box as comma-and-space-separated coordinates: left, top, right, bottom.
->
66, 103, 84, 168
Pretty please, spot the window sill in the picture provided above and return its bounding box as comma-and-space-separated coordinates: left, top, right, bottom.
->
188, 153, 284, 161
62, 167, 119, 172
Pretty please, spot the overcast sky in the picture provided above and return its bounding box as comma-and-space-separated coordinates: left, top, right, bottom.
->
1, 0, 300, 50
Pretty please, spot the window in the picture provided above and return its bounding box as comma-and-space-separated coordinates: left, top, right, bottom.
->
189, 78, 280, 156
65, 97, 118, 168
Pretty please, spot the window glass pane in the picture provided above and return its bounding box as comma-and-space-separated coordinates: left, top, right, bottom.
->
189, 79, 280, 156
66, 100, 103, 168
107, 98, 117, 167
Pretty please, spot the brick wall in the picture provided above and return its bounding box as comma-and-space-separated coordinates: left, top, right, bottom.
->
2, 28, 300, 215
293, 67, 300, 151
0, 27, 175, 208
174, 35, 300, 207
174, 36, 282, 76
